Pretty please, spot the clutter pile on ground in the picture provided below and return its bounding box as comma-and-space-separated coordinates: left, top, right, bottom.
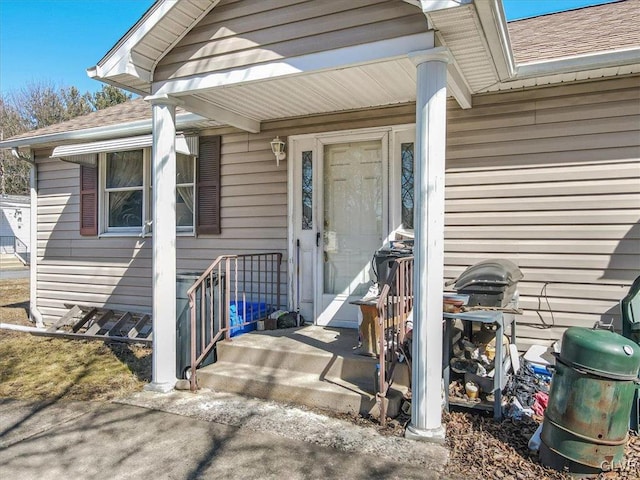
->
503, 360, 551, 419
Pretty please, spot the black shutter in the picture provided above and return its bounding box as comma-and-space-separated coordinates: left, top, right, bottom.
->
197, 135, 221, 235
80, 164, 98, 236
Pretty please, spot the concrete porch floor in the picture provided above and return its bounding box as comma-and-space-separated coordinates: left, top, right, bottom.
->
221, 325, 365, 357
196, 325, 409, 418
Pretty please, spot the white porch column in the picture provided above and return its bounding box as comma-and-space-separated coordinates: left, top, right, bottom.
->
145, 94, 179, 392
405, 47, 449, 443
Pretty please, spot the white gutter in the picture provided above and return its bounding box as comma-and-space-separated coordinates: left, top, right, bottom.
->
0, 112, 206, 150
515, 47, 640, 79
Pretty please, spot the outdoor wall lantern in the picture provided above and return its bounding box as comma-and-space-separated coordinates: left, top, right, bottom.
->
270, 136, 286, 166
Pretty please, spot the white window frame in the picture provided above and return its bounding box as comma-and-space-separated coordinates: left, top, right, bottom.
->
98, 148, 196, 237
390, 126, 416, 238
175, 153, 196, 234
99, 148, 148, 236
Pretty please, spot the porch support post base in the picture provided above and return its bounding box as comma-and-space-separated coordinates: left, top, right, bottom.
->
406, 47, 450, 439
144, 382, 176, 394
405, 424, 447, 444
146, 93, 180, 389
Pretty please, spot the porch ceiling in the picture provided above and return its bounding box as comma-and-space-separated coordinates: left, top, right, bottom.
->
177, 57, 418, 122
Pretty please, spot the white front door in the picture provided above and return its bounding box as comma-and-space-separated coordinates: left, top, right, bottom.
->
290, 129, 391, 328
319, 140, 383, 326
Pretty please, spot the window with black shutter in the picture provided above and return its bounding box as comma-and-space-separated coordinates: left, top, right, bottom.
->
77, 135, 219, 236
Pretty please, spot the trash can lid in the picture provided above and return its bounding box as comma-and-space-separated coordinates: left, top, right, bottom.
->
560, 327, 640, 379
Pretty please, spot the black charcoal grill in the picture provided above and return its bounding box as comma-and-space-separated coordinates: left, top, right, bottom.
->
373, 240, 414, 285
452, 259, 523, 308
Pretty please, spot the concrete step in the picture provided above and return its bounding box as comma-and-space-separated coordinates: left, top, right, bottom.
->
0, 254, 26, 270
197, 326, 409, 418
198, 362, 378, 414
216, 337, 381, 384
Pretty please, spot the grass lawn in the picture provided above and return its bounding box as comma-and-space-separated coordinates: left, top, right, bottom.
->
0, 278, 151, 402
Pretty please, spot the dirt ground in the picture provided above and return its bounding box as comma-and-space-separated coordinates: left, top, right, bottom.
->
1, 277, 638, 479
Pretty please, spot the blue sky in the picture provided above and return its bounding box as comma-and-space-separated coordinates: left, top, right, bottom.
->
0, 0, 620, 96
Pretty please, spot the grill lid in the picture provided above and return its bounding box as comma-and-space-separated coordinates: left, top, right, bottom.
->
454, 259, 523, 291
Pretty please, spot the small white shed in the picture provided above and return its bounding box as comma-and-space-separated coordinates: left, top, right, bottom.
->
0, 194, 31, 258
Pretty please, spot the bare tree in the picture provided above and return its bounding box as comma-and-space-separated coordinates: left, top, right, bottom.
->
1, 97, 31, 195
1, 82, 132, 195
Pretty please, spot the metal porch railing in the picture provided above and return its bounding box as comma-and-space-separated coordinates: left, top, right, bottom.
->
186, 252, 283, 391
376, 256, 414, 424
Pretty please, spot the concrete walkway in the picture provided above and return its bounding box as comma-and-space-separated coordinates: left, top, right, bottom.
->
0, 390, 451, 480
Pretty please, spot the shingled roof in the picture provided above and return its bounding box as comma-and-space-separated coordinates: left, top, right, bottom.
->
8, 98, 157, 141
508, 0, 640, 63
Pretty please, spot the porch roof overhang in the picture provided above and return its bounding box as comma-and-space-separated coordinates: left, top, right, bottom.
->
87, 0, 640, 133
87, 0, 483, 132
152, 32, 441, 127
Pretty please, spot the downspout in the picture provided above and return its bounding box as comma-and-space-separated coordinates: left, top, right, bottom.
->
10, 148, 44, 328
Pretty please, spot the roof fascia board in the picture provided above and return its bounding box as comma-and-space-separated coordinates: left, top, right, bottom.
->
178, 96, 260, 133
154, 32, 435, 95
0, 113, 205, 150
472, 0, 516, 80
515, 47, 640, 79
149, 0, 223, 78
90, 1, 221, 89
91, 0, 177, 80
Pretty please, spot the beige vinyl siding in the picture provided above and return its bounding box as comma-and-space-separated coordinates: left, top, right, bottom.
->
444, 76, 640, 349
34, 157, 152, 322
33, 75, 639, 351
32, 104, 416, 325
154, 0, 427, 82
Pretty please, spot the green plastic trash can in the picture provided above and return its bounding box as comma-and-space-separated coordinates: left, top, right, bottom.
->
621, 275, 640, 434
540, 326, 640, 475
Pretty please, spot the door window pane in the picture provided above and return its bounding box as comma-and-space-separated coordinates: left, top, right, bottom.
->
302, 151, 313, 230
401, 142, 414, 229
